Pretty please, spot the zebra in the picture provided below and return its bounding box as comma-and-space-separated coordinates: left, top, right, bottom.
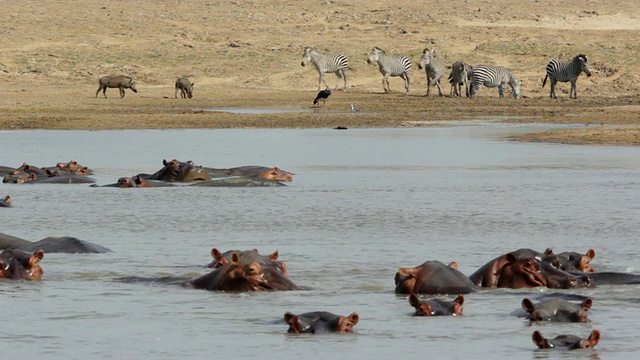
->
542, 54, 592, 99
367, 47, 411, 94
448, 61, 473, 97
417, 48, 446, 97
301, 47, 349, 91
469, 65, 521, 99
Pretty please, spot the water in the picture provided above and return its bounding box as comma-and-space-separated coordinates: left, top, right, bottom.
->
1, 125, 639, 359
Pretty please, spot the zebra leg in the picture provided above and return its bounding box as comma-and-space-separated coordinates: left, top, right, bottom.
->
383, 73, 390, 93
425, 77, 431, 97
498, 84, 505, 98
570, 80, 577, 99
435, 80, 443, 97
550, 79, 557, 99
339, 69, 348, 91
403, 73, 410, 94
319, 73, 328, 92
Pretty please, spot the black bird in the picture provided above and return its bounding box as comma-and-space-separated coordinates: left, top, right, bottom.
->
313, 89, 332, 107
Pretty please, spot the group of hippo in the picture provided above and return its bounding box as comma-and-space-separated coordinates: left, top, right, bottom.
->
95, 75, 194, 99
2, 237, 635, 345
1, 159, 293, 188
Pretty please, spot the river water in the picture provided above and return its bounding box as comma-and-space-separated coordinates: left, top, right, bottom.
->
1, 124, 639, 359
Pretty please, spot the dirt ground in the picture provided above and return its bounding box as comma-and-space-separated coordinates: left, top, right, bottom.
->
0, 0, 638, 145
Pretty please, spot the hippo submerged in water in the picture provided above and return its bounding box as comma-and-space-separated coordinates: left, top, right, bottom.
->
2, 160, 94, 184
284, 311, 359, 334
517, 297, 592, 323
395, 260, 479, 295
0, 233, 112, 253
1, 195, 12, 207
0, 249, 44, 281
532, 330, 600, 350
203, 166, 293, 182
137, 159, 210, 182
207, 248, 287, 275
408, 294, 464, 316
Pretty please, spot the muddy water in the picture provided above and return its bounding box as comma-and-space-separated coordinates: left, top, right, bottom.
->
1, 125, 639, 359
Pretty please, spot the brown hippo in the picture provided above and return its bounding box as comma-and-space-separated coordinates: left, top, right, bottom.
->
188, 253, 300, 291
204, 166, 293, 182
143, 159, 210, 182
532, 330, 600, 350
520, 297, 592, 322
408, 293, 464, 316
469, 250, 593, 289
284, 311, 359, 334
1, 195, 12, 207
3, 172, 37, 183
190, 177, 287, 187
92, 175, 175, 188
395, 260, 479, 295
0, 249, 44, 280
207, 248, 287, 276
54, 160, 93, 176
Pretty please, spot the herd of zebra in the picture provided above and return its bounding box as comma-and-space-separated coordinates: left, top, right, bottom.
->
301, 47, 592, 100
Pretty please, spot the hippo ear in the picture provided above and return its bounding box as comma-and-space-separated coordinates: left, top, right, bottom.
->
0, 258, 8, 271
29, 173, 37, 180
588, 330, 601, 346
397, 267, 417, 277
163, 159, 169, 166
454, 294, 464, 306
447, 261, 459, 269
211, 248, 222, 259
581, 298, 593, 311
543, 248, 554, 256
522, 298, 535, 313
231, 252, 240, 264
283, 312, 296, 324
586, 249, 596, 260
133, 175, 143, 185
506, 252, 518, 263
532, 331, 549, 348
30, 250, 44, 266
408, 294, 421, 308
347, 312, 359, 325
269, 250, 279, 261
287, 316, 303, 334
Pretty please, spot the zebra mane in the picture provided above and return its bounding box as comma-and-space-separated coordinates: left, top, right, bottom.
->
373, 47, 385, 53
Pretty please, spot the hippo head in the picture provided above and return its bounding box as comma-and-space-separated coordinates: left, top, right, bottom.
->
116, 177, 136, 187
555, 249, 596, 273
522, 298, 592, 323
154, 159, 210, 182
213, 253, 272, 291
284, 312, 315, 333
208, 248, 287, 276
497, 253, 593, 289
1, 195, 12, 207
409, 294, 464, 316
255, 167, 293, 182
334, 313, 360, 333
532, 330, 600, 350
0, 249, 45, 281
283, 312, 359, 334
395, 267, 419, 294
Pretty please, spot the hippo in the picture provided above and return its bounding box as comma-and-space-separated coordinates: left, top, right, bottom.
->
3, 172, 37, 183
190, 177, 286, 187
175, 77, 194, 99
518, 297, 592, 322
0, 233, 112, 253
53, 160, 93, 176
142, 159, 210, 182
408, 294, 464, 316
96, 75, 138, 98
551, 249, 596, 272
188, 253, 300, 291
570, 271, 640, 286
284, 311, 359, 334
1, 195, 12, 207
469, 250, 593, 289
92, 175, 175, 188
204, 166, 293, 182
532, 330, 600, 350
0, 249, 44, 280
207, 248, 287, 275
395, 260, 479, 295
23, 174, 96, 184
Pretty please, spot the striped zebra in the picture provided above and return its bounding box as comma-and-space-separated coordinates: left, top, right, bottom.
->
367, 47, 411, 94
301, 47, 348, 91
469, 65, 521, 99
542, 54, 592, 99
448, 61, 473, 97
417, 48, 446, 97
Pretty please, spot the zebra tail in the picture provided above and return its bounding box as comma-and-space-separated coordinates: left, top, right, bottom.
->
541, 74, 548, 88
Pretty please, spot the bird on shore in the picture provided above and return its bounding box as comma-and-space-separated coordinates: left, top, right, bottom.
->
1, 195, 12, 207
350, 104, 358, 112
313, 88, 332, 107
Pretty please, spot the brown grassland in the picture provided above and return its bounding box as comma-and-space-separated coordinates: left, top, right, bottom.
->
0, 0, 639, 145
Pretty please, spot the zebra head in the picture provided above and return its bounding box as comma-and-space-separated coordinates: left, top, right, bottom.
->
417, 48, 435, 70
510, 77, 522, 99
301, 47, 316, 67
575, 54, 592, 77
367, 47, 385, 65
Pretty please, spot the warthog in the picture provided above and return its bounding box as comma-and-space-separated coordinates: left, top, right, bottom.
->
95, 75, 138, 98
175, 77, 194, 99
